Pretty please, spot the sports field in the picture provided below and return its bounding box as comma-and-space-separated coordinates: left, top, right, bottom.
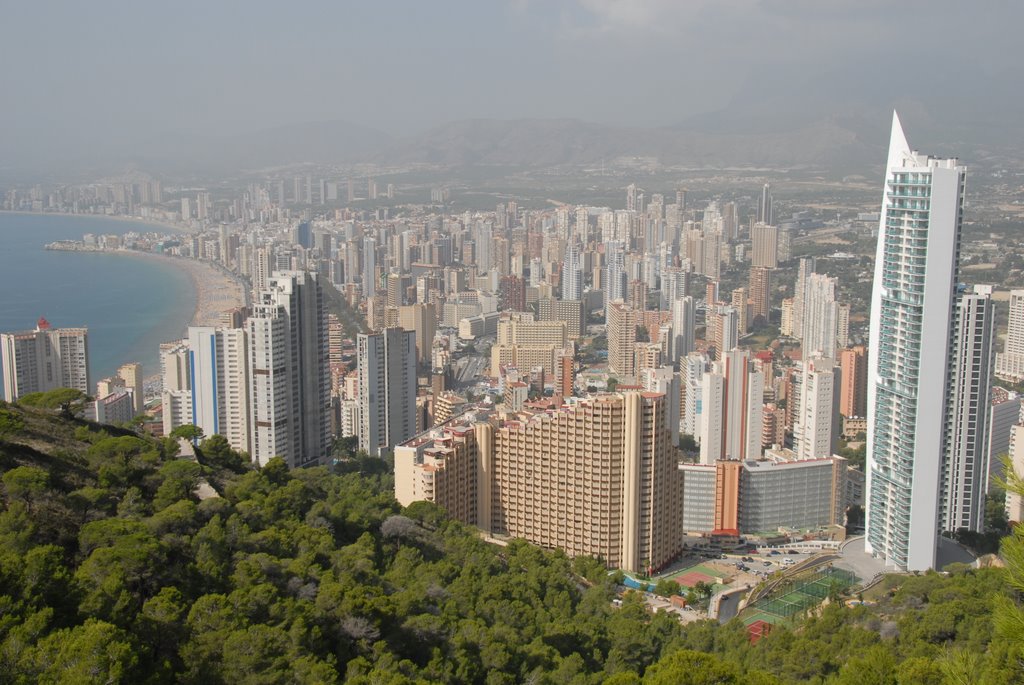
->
741, 567, 857, 625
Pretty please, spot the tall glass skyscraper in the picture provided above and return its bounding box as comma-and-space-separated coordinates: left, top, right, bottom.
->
865, 113, 967, 571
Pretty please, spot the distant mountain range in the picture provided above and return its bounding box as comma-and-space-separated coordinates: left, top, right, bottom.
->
108, 115, 887, 175
13, 84, 1024, 179
125, 105, 1023, 177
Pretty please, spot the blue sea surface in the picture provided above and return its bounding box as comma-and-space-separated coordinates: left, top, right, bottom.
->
0, 213, 195, 382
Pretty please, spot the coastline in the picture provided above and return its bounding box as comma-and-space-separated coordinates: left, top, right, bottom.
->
114, 251, 249, 330
0, 209, 194, 237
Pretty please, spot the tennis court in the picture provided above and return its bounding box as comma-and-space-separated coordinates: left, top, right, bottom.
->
741, 567, 857, 625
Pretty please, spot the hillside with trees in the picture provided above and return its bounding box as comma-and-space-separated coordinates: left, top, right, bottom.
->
0, 397, 1021, 684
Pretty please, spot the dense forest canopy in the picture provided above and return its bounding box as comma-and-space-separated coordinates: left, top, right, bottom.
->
0, 398, 1021, 684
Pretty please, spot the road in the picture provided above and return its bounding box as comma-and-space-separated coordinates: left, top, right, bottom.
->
453, 355, 489, 386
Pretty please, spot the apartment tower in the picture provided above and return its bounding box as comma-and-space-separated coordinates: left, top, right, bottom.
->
866, 113, 966, 571
248, 271, 330, 468
1, 318, 89, 401
358, 327, 417, 456
942, 285, 995, 533
395, 392, 684, 574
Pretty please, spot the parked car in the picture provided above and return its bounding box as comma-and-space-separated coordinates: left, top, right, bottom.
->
783, 558, 795, 565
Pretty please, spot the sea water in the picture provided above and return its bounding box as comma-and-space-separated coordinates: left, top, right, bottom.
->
0, 212, 195, 381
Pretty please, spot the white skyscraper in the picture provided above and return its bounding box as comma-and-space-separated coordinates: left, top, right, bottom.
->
699, 348, 763, 464
475, 223, 493, 275
187, 326, 251, 455
942, 285, 995, 534
866, 113, 967, 571
758, 183, 773, 225
604, 240, 626, 319
995, 289, 1024, 381
161, 340, 191, 437
562, 240, 583, 301
660, 265, 690, 310
793, 357, 840, 461
248, 271, 330, 468
358, 327, 417, 456
681, 353, 706, 440
790, 257, 816, 341
669, 296, 696, 366
801, 273, 840, 359
1, 319, 89, 401
362, 237, 377, 298
699, 370, 725, 465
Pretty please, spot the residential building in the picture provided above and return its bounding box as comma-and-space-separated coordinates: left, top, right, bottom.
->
996, 290, 1024, 381
750, 223, 778, 269
839, 346, 868, 418
248, 271, 330, 468
538, 298, 585, 339
793, 357, 840, 460
942, 285, 995, 533
607, 301, 639, 377
1, 318, 89, 401
749, 267, 771, 326
394, 393, 684, 573
358, 327, 417, 456
866, 113, 967, 571
399, 303, 437, 367
187, 326, 251, 454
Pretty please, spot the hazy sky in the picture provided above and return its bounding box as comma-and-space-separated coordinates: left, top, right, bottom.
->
1, 0, 1021, 166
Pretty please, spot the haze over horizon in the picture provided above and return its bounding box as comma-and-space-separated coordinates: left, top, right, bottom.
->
3, 0, 1022, 173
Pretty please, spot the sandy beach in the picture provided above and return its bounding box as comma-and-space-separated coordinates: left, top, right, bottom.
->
121, 251, 248, 329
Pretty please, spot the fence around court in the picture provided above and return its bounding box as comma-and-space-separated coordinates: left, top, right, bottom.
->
742, 567, 858, 624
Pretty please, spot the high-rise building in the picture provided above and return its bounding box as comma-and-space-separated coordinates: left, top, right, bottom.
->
866, 113, 967, 571
538, 298, 585, 339
791, 257, 816, 341
641, 366, 681, 446
604, 240, 626, 319
731, 288, 749, 337
1, 318, 89, 401
987, 387, 1021, 485
660, 265, 691, 310
498, 275, 526, 312
607, 302, 638, 377
362, 237, 377, 298
358, 327, 417, 456
398, 303, 437, 368
699, 348, 763, 464
116, 360, 144, 413
793, 357, 840, 460
758, 183, 774, 225
188, 326, 251, 454
248, 271, 330, 468
801, 273, 840, 359
394, 392, 684, 573
706, 305, 738, 359
562, 240, 583, 301
385, 272, 403, 310
749, 267, 772, 325
942, 285, 995, 534
839, 346, 868, 418
160, 341, 191, 436
750, 223, 778, 269
996, 289, 1024, 381
669, 296, 696, 365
